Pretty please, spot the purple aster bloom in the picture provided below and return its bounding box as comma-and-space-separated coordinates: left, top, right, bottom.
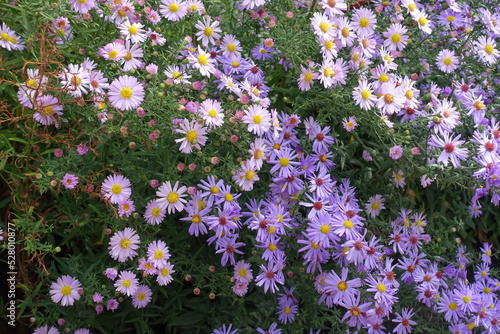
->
257, 322, 281, 334
436, 291, 462, 323
255, 260, 285, 293
206, 208, 240, 238
215, 236, 245, 266
428, 132, 468, 168
306, 213, 340, 248
480, 242, 493, 265
62, 173, 79, 189
299, 192, 334, 219
389, 145, 403, 160
340, 295, 372, 329
251, 44, 275, 60
308, 169, 335, 198
311, 125, 335, 153
453, 281, 481, 314
106, 298, 119, 311
324, 267, 362, 306
212, 323, 239, 334
392, 308, 417, 334
276, 298, 298, 325
269, 148, 301, 178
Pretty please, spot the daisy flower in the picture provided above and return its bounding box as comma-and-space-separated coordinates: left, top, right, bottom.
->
352, 8, 377, 36
159, 0, 188, 22
49, 275, 82, 306
475, 36, 500, 65
255, 260, 285, 294
392, 308, 417, 334
143, 199, 166, 225
156, 262, 175, 286
33, 95, 64, 126
164, 65, 191, 85
248, 137, 268, 170
242, 105, 272, 136
108, 75, 145, 111
174, 118, 208, 154
383, 23, 409, 51
114, 270, 139, 296
415, 11, 432, 34
365, 195, 385, 217
132, 285, 152, 309
233, 163, 260, 191
118, 199, 135, 217
233, 260, 253, 283
101, 174, 132, 204
311, 12, 335, 40
277, 299, 298, 325
377, 82, 405, 115
199, 99, 224, 128
393, 170, 406, 188
33, 325, 60, 334
297, 66, 318, 91
62, 174, 78, 189
147, 240, 171, 268
147, 9, 161, 24
121, 41, 144, 72
187, 46, 216, 77
68, 0, 96, 14
436, 49, 459, 73
428, 133, 468, 168
389, 145, 403, 160
156, 180, 187, 214
195, 16, 221, 47
321, 0, 347, 17
108, 227, 141, 262
221, 34, 242, 57
186, 0, 205, 13
342, 116, 357, 132
59, 64, 90, 98
352, 79, 377, 110
146, 29, 166, 46
0, 23, 25, 51
119, 21, 146, 44
98, 42, 126, 61
106, 298, 119, 311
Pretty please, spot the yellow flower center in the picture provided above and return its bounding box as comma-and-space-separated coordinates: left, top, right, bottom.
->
122, 279, 131, 288
169, 3, 179, 12
128, 25, 138, 35
231, 61, 240, 68
384, 93, 394, 104
391, 33, 401, 44
379, 74, 389, 82
484, 287, 491, 293
359, 18, 369, 28
341, 27, 349, 37
485, 250, 492, 256
120, 87, 133, 99
485, 44, 494, 55
253, 114, 263, 124
320, 224, 331, 234
245, 170, 255, 180
337, 281, 347, 291
462, 296, 471, 303
204, 27, 213, 36
227, 43, 236, 52
418, 17, 428, 26
324, 40, 334, 50
239, 268, 247, 277
268, 243, 277, 251
109, 50, 119, 59
343, 220, 354, 229
191, 215, 201, 223
210, 186, 219, 194
161, 268, 169, 276
304, 71, 313, 82
408, 3, 416, 11
323, 67, 332, 77
448, 302, 458, 310
377, 283, 386, 292
137, 292, 146, 301
279, 157, 289, 166
186, 130, 197, 142
71, 76, 82, 86
9, 36, 17, 44
284, 307, 291, 314
151, 207, 161, 217
319, 22, 330, 33
154, 249, 163, 260
406, 90, 414, 99
43, 106, 54, 115
111, 184, 122, 195
120, 238, 131, 249
224, 193, 233, 202
447, 15, 455, 22
371, 202, 380, 210
78, 0, 87, 3
1, 33, 9, 41
197, 54, 209, 66
167, 192, 179, 203
124, 52, 132, 61
361, 89, 371, 100
395, 173, 403, 181
443, 57, 452, 66
208, 109, 217, 118
60, 285, 72, 296
122, 204, 130, 212
467, 323, 475, 330
268, 226, 276, 234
